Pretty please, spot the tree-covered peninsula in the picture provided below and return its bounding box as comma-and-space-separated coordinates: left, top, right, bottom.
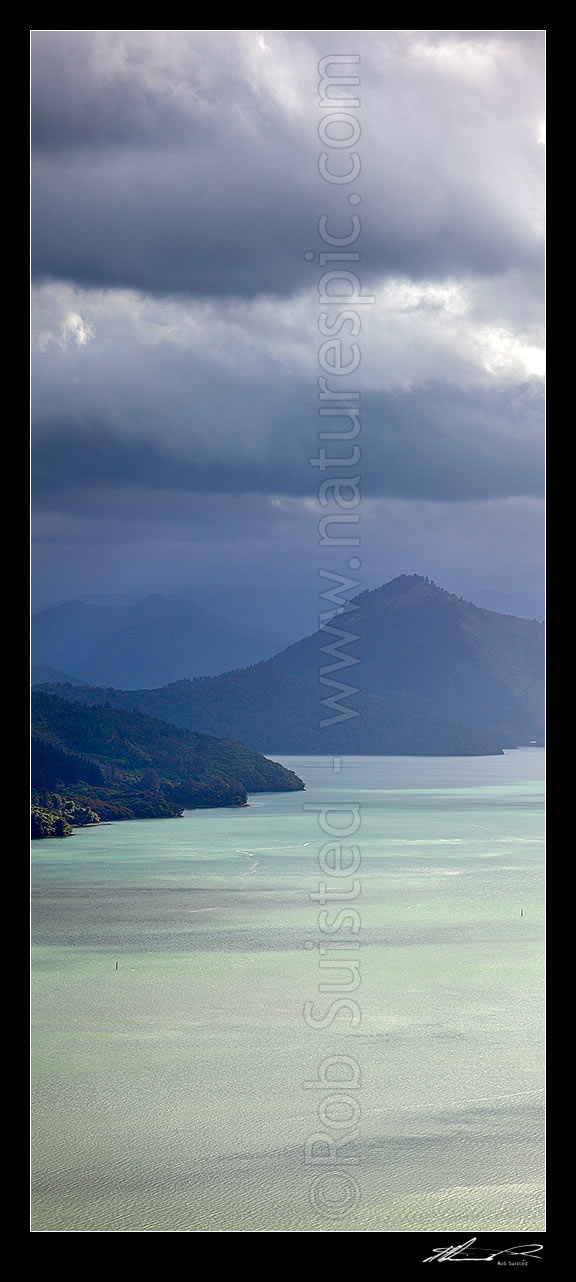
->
31, 692, 304, 838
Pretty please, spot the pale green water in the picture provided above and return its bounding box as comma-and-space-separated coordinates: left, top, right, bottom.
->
31, 751, 544, 1233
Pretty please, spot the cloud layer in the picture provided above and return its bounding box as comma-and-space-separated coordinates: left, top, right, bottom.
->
31, 30, 545, 629
32, 30, 544, 295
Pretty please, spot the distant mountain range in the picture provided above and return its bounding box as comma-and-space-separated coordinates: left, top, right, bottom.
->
36, 575, 544, 756
31, 594, 289, 688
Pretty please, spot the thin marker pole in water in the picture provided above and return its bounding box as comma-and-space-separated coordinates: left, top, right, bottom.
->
115, 961, 118, 970
520, 908, 524, 917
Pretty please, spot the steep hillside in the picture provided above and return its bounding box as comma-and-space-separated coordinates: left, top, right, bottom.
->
35, 576, 544, 755
268, 575, 544, 742
31, 691, 304, 837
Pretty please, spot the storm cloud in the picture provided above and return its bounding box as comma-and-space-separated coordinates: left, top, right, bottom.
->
31, 30, 545, 629
32, 30, 544, 296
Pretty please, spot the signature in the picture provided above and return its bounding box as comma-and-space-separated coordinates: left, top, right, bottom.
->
423, 1238, 543, 1262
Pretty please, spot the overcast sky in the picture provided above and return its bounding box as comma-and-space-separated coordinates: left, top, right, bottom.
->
31, 30, 545, 633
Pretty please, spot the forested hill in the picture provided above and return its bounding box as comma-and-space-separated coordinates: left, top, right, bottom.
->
35, 576, 544, 756
31, 691, 303, 838
37, 669, 505, 756
265, 575, 544, 744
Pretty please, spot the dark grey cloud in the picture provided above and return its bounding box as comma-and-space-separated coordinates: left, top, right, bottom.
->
32, 30, 545, 297
31, 270, 543, 507
31, 30, 545, 630
31, 150, 543, 299
32, 376, 543, 506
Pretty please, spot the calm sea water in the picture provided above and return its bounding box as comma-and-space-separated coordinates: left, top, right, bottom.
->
31, 751, 544, 1233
